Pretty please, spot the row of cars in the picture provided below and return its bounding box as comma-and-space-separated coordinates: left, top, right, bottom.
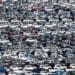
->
0, 0, 75, 75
